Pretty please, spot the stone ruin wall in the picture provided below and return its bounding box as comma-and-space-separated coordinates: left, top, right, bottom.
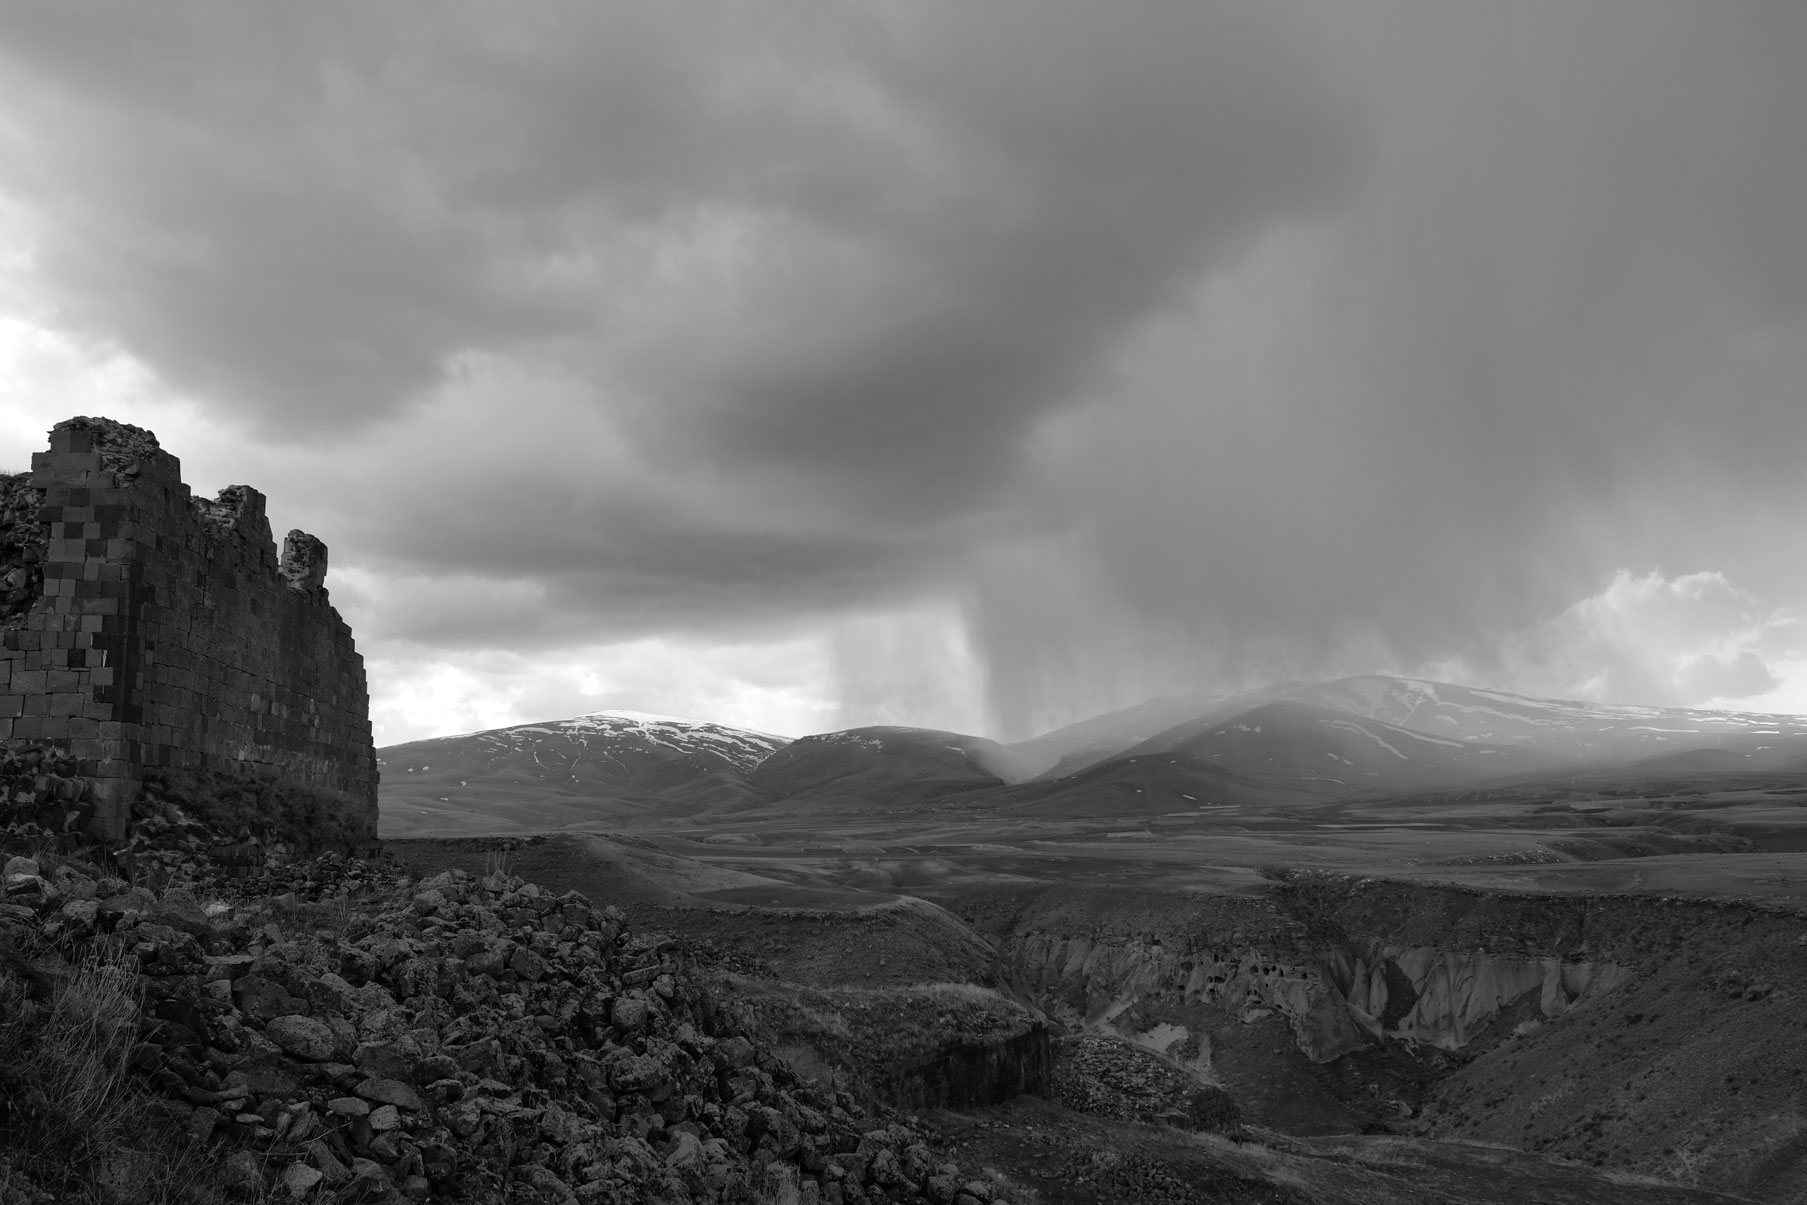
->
0, 417, 377, 840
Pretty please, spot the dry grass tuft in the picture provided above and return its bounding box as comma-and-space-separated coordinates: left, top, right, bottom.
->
0, 936, 241, 1204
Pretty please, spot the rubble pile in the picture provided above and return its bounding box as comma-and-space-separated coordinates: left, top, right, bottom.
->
0, 850, 1014, 1204
0, 470, 45, 630
0, 743, 89, 846
0, 753, 375, 893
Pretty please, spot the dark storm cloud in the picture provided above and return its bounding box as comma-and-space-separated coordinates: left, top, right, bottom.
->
10, 0, 1803, 734
0, 1, 1355, 456
969, 0, 1807, 736
0, 0, 1362, 650
653, 0, 1366, 518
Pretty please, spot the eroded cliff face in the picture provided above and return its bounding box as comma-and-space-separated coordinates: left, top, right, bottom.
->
972, 873, 1807, 1200
991, 923, 1627, 1068
1293, 875, 1807, 1201
1326, 941, 1632, 1053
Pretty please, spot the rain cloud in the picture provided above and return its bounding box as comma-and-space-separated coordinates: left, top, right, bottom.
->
2, 0, 1804, 740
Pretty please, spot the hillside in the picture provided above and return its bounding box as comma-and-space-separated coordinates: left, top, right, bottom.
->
1003, 693, 1228, 779
1007, 676, 1807, 782
0, 843, 1020, 1205
1291, 676, 1807, 766
1118, 699, 1560, 795
974, 751, 1295, 820
378, 712, 789, 836
748, 726, 1020, 805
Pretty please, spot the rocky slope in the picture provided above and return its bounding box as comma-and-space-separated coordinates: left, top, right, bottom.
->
0, 847, 1017, 1204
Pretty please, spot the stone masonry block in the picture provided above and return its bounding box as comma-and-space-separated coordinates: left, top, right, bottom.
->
31, 450, 104, 480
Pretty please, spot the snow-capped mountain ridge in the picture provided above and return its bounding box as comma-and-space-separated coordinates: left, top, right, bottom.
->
465, 711, 791, 775
1010, 675, 1807, 780
377, 678, 1807, 838
376, 714, 792, 835
1314, 675, 1807, 741
1117, 699, 1561, 793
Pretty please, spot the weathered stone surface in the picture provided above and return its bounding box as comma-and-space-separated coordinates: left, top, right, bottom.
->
717, 1035, 758, 1070
355, 1077, 426, 1112
280, 1161, 324, 1197
353, 1041, 414, 1082
0, 848, 1009, 1205
266, 1015, 339, 1062
612, 996, 650, 1032
509, 945, 548, 981
235, 976, 303, 1023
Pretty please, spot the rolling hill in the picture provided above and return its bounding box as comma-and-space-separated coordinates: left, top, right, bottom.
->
748, 726, 1019, 805
974, 749, 1296, 819
1003, 692, 1226, 778
1120, 699, 1562, 793
377, 711, 789, 835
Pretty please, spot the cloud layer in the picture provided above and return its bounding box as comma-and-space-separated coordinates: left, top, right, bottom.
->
964, 0, 1807, 734
0, 0, 1354, 572
3, 1, 1806, 740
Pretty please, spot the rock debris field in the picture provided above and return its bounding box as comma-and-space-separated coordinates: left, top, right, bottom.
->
0, 850, 1013, 1204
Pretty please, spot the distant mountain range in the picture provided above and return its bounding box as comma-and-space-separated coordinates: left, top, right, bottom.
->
1011, 676, 1807, 777
377, 679, 1807, 836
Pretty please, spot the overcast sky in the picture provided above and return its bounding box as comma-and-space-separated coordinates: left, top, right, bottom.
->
3, 0, 1806, 744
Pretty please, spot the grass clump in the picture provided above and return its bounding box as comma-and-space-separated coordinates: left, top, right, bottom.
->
0, 940, 228, 1204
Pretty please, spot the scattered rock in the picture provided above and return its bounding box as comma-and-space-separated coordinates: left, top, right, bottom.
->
0, 847, 1011, 1205
266, 1014, 340, 1062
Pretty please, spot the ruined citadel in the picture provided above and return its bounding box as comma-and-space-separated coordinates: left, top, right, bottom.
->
0, 416, 376, 841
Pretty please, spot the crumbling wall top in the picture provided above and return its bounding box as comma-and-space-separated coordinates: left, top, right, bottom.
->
194, 484, 274, 550
38, 415, 181, 489
279, 530, 329, 593
52, 415, 167, 474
